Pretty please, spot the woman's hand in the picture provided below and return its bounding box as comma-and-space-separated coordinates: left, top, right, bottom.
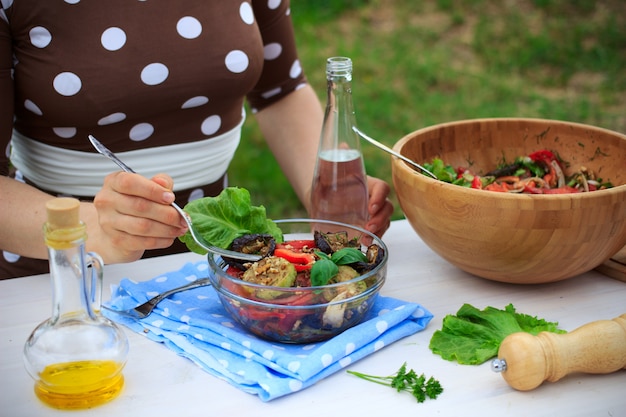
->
91, 172, 188, 263
365, 176, 394, 238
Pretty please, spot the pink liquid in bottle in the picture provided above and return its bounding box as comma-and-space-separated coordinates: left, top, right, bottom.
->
311, 148, 368, 229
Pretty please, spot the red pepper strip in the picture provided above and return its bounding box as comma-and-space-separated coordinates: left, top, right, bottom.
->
484, 182, 509, 192
264, 309, 308, 335
222, 269, 251, 298
263, 292, 319, 306
274, 248, 315, 271
293, 264, 312, 272
470, 175, 482, 189
543, 172, 554, 186
226, 266, 243, 278
275, 240, 316, 250
241, 297, 316, 335
528, 150, 562, 188
239, 306, 287, 321
528, 149, 556, 162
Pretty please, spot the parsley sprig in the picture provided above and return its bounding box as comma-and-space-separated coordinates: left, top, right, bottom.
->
347, 363, 443, 403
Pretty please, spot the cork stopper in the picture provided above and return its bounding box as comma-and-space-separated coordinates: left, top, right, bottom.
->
46, 198, 81, 231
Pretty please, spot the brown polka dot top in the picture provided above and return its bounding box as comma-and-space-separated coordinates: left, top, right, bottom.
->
0, 0, 308, 278
0, 0, 307, 176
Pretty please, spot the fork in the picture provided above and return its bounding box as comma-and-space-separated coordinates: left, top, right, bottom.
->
87, 135, 262, 262
102, 277, 213, 319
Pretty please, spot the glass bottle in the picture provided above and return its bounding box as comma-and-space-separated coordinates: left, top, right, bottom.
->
23, 197, 129, 410
310, 56, 369, 231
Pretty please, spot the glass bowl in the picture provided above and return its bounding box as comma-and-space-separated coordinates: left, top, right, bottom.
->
207, 219, 388, 343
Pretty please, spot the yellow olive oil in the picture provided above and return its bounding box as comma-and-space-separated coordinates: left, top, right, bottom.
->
34, 360, 124, 409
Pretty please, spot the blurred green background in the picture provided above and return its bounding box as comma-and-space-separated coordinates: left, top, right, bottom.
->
229, 0, 626, 221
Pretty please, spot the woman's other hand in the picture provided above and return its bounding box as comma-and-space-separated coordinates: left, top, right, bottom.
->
365, 176, 394, 238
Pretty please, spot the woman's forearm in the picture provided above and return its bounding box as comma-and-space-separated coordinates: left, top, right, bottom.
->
254, 85, 324, 213
0, 176, 60, 259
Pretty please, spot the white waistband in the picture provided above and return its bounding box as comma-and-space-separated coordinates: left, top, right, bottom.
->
10, 117, 243, 196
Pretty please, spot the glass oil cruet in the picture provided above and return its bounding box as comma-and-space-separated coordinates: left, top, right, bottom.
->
310, 56, 369, 231
23, 197, 129, 410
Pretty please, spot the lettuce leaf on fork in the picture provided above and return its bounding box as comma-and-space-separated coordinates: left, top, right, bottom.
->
429, 303, 566, 365
179, 187, 283, 255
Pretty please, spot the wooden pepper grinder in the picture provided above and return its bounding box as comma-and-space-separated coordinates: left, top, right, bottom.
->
491, 313, 626, 391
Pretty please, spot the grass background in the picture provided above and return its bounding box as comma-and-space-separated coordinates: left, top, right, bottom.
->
229, 0, 626, 221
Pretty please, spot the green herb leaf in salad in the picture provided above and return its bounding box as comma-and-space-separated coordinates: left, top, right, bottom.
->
429, 303, 566, 365
348, 363, 443, 403
331, 247, 368, 265
310, 248, 368, 286
423, 157, 457, 183
310, 253, 338, 287
179, 187, 283, 255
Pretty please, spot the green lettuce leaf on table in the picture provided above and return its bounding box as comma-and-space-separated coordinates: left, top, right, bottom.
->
179, 187, 283, 255
429, 303, 566, 365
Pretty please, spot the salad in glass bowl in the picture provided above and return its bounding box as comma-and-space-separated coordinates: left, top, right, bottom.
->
179, 188, 388, 343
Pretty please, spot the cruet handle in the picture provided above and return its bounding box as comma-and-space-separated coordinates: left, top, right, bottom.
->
85, 252, 105, 312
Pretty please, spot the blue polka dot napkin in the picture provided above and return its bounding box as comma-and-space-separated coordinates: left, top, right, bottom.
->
103, 261, 433, 401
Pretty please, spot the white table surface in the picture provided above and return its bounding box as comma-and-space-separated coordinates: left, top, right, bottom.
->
1, 219, 624, 417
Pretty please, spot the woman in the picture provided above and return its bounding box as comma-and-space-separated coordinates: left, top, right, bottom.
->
0, 0, 393, 279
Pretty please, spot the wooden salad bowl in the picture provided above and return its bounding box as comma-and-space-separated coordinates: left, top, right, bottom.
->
391, 118, 626, 284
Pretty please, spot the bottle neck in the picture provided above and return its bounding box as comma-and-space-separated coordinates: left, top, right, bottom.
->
321, 74, 360, 153
45, 223, 95, 322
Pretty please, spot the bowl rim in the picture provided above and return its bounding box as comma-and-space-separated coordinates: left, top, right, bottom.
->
392, 117, 626, 199
207, 218, 388, 294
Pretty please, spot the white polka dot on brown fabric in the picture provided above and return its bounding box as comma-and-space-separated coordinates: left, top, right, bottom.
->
53, 127, 77, 138
53, 72, 82, 96
225, 50, 249, 73
289, 59, 302, 79
3, 251, 20, 263
29, 26, 52, 48
129, 123, 155, 141
1, 0, 14, 15
141, 63, 169, 86
264, 43, 282, 60
201, 115, 221, 136
189, 188, 205, 202
182, 96, 209, 109
268, 0, 282, 10
98, 112, 127, 125
24, 99, 42, 115
240, 2, 254, 24
262, 88, 281, 99
101, 27, 127, 51
177, 16, 202, 39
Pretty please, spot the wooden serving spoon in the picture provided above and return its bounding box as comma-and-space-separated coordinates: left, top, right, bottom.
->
491, 313, 626, 391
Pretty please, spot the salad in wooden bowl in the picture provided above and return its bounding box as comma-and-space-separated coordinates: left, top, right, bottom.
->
391, 118, 626, 284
